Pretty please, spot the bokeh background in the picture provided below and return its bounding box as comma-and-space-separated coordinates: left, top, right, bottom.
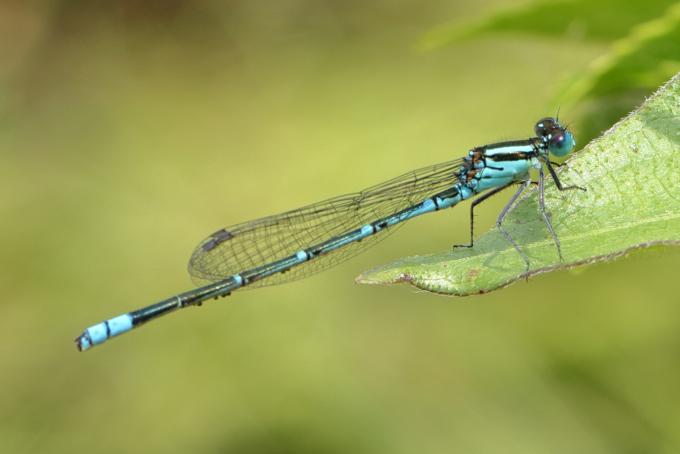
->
3, 1, 680, 453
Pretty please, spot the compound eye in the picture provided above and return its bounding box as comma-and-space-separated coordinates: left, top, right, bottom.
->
549, 130, 575, 157
552, 132, 565, 146
534, 117, 557, 137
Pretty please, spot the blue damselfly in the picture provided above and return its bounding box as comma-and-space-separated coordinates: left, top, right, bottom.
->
76, 117, 582, 351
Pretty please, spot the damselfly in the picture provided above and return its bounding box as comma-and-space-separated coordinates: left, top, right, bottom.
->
76, 117, 583, 351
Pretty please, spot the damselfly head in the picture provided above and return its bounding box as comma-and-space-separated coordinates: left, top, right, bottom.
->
535, 117, 575, 157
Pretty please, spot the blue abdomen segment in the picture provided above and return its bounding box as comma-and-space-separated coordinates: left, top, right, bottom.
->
77, 314, 133, 351
75, 275, 245, 351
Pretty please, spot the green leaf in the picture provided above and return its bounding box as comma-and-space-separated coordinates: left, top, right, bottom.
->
561, 3, 680, 144
418, 0, 677, 51
419, 1, 680, 145
356, 72, 680, 295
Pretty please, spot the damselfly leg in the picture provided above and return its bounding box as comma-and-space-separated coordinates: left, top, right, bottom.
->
495, 179, 533, 270
454, 161, 586, 271
453, 182, 514, 250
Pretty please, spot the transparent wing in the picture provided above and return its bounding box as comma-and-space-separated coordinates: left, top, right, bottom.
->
189, 158, 463, 287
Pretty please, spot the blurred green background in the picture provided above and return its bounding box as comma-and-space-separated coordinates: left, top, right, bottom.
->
3, 1, 680, 453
